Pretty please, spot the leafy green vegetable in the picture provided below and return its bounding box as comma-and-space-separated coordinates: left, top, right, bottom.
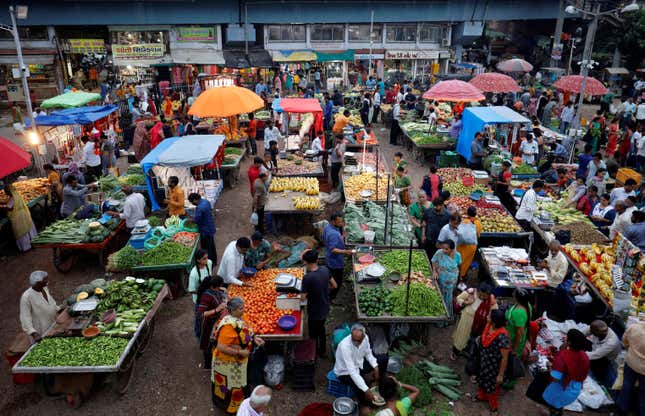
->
126, 164, 143, 175
20, 337, 129, 367
358, 285, 392, 316
32, 217, 100, 244
224, 147, 243, 156
378, 250, 431, 275
140, 241, 192, 266
109, 245, 140, 271
96, 278, 163, 314
119, 174, 146, 186
388, 283, 445, 317
148, 216, 162, 227
398, 365, 433, 407
511, 163, 538, 175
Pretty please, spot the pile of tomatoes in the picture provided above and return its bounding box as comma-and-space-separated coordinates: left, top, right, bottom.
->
229, 267, 302, 335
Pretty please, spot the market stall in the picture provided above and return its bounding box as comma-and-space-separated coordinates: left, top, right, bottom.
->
277, 98, 325, 148
344, 150, 388, 176
342, 172, 391, 205
32, 216, 126, 273
399, 122, 455, 162
274, 154, 325, 178
220, 147, 245, 188
12, 277, 170, 405
352, 248, 449, 323
478, 246, 550, 297
140, 134, 225, 212
0, 177, 51, 230
344, 201, 415, 248
457, 106, 530, 163
228, 268, 305, 341
266, 177, 322, 234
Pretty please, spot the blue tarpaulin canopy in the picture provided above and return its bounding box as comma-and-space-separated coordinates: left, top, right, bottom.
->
457, 106, 530, 161
141, 135, 225, 211
26, 105, 119, 127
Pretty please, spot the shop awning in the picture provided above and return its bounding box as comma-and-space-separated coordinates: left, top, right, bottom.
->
247, 50, 273, 67
171, 48, 225, 65
315, 50, 354, 62
0, 54, 54, 65
27, 105, 119, 127
277, 98, 322, 113
271, 50, 317, 62
40, 91, 102, 109
223, 50, 250, 68
605, 67, 629, 75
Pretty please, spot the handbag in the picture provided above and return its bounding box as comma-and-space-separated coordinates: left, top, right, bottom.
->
505, 352, 526, 380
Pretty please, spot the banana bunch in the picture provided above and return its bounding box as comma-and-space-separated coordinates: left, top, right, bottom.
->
269, 177, 319, 195
292, 196, 320, 210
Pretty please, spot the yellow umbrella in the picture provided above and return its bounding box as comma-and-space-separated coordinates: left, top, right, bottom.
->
188, 86, 264, 118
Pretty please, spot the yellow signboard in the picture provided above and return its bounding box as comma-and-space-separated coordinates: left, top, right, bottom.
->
69, 39, 106, 54
112, 43, 165, 60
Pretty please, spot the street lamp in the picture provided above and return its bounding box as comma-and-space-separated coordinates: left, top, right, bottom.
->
564, 1, 640, 133
0, 5, 44, 176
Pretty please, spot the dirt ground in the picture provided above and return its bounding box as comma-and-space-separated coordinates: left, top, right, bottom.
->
1, 125, 556, 416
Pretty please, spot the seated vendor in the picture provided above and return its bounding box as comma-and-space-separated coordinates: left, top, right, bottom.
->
244, 232, 272, 270
164, 176, 186, 217
20, 271, 59, 342
539, 240, 568, 288
310, 134, 323, 161
333, 324, 380, 416
582, 320, 621, 387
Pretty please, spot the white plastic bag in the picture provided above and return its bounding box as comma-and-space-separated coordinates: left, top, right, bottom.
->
250, 212, 259, 225
263, 355, 285, 387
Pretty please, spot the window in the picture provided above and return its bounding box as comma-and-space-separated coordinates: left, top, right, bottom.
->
310, 24, 344, 42
267, 25, 306, 42
419, 24, 442, 43
111, 31, 164, 45
0, 26, 49, 40
386, 24, 416, 42
348, 24, 382, 42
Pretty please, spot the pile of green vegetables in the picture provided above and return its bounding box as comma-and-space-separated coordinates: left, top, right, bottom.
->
33, 217, 113, 245
96, 308, 148, 336
140, 241, 192, 266
411, 133, 446, 145
95, 277, 164, 314
224, 147, 244, 156
512, 163, 538, 175
397, 364, 434, 407
148, 216, 162, 227
107, 245, 140, 271
98, 175, 125, 200
118, 174, 146, 186
126, 164, 143, 175
389, 283, 445, 317
358, 285, 392, 316
418, 360, 463, 401
223, 155, 240, 165
378, 250, 431, 275
20, 337, 129, 367
344, 202, 414, 246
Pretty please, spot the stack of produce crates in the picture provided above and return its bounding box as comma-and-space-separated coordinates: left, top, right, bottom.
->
438, 150, 459, 168
291, 340, 316, 392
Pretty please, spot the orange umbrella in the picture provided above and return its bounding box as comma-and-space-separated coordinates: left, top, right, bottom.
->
188, 86, 264, 118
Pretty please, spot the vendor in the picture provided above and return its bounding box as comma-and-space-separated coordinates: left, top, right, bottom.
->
625, 210, 645, 251
582, 320, 621, 387
493, 160, 514, 210
20, 271, 59, 342
188, 193, 217, 262
469, 132, 486, 170
106, 185, 145, 230
60, 175, 96, 218
609, 198, 637, 239
310, 134, 323, 162
217, 237, 254, 287
332, 109, 353, 135
333, 324, 379, 416
263, 120, 281, 152
550, 141, 569, 161
590, 193, 615, 232
515, 180, 544, 230
519, 133, 539, 166
244, 232, 272, 270
539, 240, 569, 288
164, 176, 186, 217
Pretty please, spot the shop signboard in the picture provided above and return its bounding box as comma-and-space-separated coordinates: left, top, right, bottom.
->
177, 27, 216, 42
69, 39, 106, 54
112, 43, 165, 60
385, 50, 440, 60
355, 53, 385, 60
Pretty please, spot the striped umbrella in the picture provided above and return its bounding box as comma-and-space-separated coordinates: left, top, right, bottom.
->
422, 80, 485, 102
496, 58, 533, 73
553, 75, 608, 96
469, 73, 521, 93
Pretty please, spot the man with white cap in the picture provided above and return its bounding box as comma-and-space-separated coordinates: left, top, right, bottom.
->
236, 385, 272, 416
20, 271, 60, 342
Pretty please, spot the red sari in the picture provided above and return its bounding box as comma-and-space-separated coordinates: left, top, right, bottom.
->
606, 122, 619, 155
617, 127, 633, 163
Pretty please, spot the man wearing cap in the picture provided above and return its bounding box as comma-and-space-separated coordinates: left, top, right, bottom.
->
20, 271, 60, 342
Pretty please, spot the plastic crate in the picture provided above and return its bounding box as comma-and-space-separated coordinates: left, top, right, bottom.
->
616, 168, 641, 186
292, 340, 316, 363
326, 370, 355, 398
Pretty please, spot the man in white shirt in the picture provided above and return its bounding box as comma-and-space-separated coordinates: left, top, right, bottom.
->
516, 180, 544, 228
263, 120, 281, 151
20, 271, 59, 342
396, 90, 404, 104
236, 385, 272, 416
560, 101, 575, 134
583, 320, 622, 387
437, 214, 461, 248
390, 101, 402, 145
519, 134, 539, 165
81, 135, 102, 182
540, 240, 568, 288
610, 179, 637, 206
636, 100, 645, 122
217, 237, 254, 287
609, 199, 636, 239
106, 185, 145, 229
333, 324, 379, 415
311, 135, 323, 161
371, 90, 381, 124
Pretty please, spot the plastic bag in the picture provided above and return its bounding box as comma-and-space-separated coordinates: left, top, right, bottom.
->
250, 212, 259, 225
577, 376, 613, 409
263, 355, 285, 387
458, 222, 478, 245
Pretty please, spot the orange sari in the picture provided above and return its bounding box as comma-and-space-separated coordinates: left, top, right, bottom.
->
457, 217, 482, 277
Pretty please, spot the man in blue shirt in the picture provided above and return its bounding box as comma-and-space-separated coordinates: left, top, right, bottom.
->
365, 76, 376, 90
576, 144, 593, 178
377, 78, 385, 97
323, 212, 354, 299
255, 81, 267, 96
314, 69, 321, 93
189, 193, 217, 263
323, 93, 334, 130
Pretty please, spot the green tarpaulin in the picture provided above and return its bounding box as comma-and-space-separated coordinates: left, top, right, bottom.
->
41, 91, 102, 109
315, 50, 355, 62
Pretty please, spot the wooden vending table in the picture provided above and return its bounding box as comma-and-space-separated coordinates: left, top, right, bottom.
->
399, 125, 455, 162
220, 153, 244, 188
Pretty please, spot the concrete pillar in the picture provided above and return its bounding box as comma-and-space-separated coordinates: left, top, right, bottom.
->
550, 0, 565, 68
47, 26, 64, 93
454, 43, 463, 63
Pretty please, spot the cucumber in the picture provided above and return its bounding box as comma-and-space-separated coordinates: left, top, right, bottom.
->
428, 370, 460, 380
425, 361, 455, 373
429, 377, 462, 387
434, 384, 461, 401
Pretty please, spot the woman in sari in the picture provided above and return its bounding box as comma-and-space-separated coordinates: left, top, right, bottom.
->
451, 282, 497, 360
504, 288, 533, 389
195, 275, 227, 368
212, 297, 264, 414
2, 184, 37, 252
457, 206, 482, 277
420, 166, 442, 201
605, 117, 620, 157
475, 310, 510, 416
132, 121, 150, 162
409, 190, 431, 245
432, 240, 461, 321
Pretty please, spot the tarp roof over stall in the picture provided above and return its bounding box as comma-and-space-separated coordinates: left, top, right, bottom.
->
27, 105, 119, 127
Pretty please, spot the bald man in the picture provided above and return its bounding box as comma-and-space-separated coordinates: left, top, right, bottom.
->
583, 320, 621, 387
540, 240, 569, 288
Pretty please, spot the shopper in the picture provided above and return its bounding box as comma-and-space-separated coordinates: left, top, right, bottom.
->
421, 198, 450, 259
625, 209, 645, 251
247, 156, 263, 194
409, 190, 432, 245
519, 134, 539, 166
323, 212, 353, 299
236, 385, 272, 416
457, 206, 482, 277
559, 101, 574, 134
431, 240, 461, 321
2, 183, 38, 251
451, 282, 497, 360
609, 198, 636, 239
195, 275, 227, 369
252, 172, 269, 233
188, 193, 217, 263
394, 166, 412, 206
80, 135, 102, 182
301, 249, 335, 357
494, 160, 514, 211
247, 112, 258, 155
263, 120, 281, 152
474, 310, 510, 415
589, 193, 615, 232
506, 288, 533, 358
212, 297, 265, 414
360, 92, 371, 127
616, 319, 645, 416
420, 165, 442, 201
609, 178, 637, 206
330, 135, 346, 190
218, 238, 254, 287
582, 320, 621, 387
390, 100, 402, 145
188, 249, 214, 304
437, 214, 461, 248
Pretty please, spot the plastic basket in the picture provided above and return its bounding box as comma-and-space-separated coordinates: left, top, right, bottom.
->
144, 237, 162, 250
462, 176, 474, 187
180, 219, 199, 233
326, 370, 356, 398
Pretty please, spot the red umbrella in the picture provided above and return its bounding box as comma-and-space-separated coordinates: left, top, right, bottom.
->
0, 137, 31, 178
422, 80, 485, 102
496, 58, 533, 73
553, 75, 608, 96
469, 72, 521, 93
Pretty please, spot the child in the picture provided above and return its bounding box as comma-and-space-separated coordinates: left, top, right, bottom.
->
269, 140, 279, 170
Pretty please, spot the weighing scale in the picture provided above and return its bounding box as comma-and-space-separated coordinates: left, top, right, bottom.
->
274, 273, 302, 293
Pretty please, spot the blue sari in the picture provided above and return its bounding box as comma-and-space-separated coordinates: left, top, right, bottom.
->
432, 250, 461, 318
